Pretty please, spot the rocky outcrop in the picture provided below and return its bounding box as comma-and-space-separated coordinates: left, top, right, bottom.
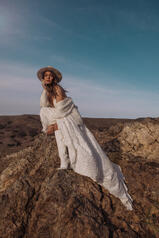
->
118, 118, 159, 161
0, 116, 159, 237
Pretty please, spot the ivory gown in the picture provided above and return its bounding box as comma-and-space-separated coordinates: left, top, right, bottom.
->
40, 97, 133, 211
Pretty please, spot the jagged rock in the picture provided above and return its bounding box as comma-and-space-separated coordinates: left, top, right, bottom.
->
0, 116, 159, 237
118, 119, 159, 160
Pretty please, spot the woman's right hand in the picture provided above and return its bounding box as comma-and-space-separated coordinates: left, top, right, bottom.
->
42, 81, 53, 93
42, 80, 47, 89
47, 123, 58, 135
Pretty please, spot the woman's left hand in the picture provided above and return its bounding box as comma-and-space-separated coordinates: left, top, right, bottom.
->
47, 123, 58, 135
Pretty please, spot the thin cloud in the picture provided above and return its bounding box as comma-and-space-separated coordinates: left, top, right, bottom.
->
75, 2, 159, 36
0, 62, 159, 118
0, 62, 41, 95
61, 74, 159, 118
0, 9, 56, 46
50, 54, 92, 71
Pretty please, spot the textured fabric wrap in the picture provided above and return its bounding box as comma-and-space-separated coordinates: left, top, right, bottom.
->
39, 96, 133, 210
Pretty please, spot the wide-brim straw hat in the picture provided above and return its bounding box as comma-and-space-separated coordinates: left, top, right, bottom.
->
37, 66, 62, 82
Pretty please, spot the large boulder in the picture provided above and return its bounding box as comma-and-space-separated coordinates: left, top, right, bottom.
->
118, 118, 159, 160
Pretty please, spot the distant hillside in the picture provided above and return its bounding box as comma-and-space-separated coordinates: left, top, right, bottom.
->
1, 114, 158, 157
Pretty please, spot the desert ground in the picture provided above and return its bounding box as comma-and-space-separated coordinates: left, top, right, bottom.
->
0, 115, 159, 237
0, 114, 144, 157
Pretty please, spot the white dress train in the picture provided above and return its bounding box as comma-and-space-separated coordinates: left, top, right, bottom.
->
40, 97, 133, 210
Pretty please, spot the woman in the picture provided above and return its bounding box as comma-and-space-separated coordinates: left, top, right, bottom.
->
38, 66, 133, 211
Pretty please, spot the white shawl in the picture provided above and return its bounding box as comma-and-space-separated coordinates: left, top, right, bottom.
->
39, 92, 133, 210
40, 89, 84, 132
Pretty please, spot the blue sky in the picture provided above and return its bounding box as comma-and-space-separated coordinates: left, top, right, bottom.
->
0, 0, 159, 118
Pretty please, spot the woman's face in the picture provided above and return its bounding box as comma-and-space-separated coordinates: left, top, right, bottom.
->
43, 71, 54, 84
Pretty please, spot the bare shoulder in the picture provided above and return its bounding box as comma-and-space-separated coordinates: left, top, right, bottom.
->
54, 84, 67, 101
54, 84, 67, 97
